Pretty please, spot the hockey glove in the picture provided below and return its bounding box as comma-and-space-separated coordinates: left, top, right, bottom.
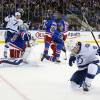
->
69, 56, 76, 66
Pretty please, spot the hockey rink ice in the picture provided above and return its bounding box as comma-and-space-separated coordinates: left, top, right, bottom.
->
0, 43, 100, 100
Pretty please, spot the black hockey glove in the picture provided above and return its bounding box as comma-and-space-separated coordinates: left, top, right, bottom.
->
97, 48, 100, 56
69, 56, 76, 66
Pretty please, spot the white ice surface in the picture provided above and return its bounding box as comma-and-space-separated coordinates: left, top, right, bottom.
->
0, 44, 100, 100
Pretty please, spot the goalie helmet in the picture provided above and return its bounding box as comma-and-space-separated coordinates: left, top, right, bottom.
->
19, 23, 29, 32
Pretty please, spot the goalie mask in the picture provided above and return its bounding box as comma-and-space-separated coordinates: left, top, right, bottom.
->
19, 23, 29, 32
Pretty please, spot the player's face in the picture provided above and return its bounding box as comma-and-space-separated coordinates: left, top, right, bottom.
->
71, 45, 80, 54
53, 12, 62, 19
16, 15, 21, 19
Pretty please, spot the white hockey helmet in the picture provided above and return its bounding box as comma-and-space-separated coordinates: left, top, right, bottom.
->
15, 12, 21, 16
66, 39, 77, 51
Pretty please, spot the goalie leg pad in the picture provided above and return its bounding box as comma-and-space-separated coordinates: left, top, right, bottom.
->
22, 47, 31, 62
10, 49, 22, 58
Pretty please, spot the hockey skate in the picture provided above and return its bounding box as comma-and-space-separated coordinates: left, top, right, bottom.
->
55, 58, 61, 63
41, 54, 48, 61
82, 81, 91, 92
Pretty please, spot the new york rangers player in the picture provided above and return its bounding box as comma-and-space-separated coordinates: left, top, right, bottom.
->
67, 40, 100, 91
0, 24, 35, 65
51, 10, 68, 56
41, 24, 64, 63
41, 9, 68, 62
41, 16, 57, 61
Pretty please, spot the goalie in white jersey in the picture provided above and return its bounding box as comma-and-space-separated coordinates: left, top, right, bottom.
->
4, 12, 23, 58
67, 40, 100, 92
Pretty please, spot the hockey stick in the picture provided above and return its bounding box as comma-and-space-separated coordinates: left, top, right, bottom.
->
66, 10, 94, 30
67, 9, 99, 47
82, 13, 100, 48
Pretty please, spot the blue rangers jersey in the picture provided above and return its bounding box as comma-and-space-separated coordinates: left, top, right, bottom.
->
52, 29, 64, 44
44, 19, 57, 36
9, 30, 31, 51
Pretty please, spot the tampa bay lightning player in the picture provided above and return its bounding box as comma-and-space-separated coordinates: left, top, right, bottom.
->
66, 40, 100, 92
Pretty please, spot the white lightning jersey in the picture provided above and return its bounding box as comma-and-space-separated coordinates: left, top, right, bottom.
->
5, 16, 23, 33
76, 43, 99, 68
